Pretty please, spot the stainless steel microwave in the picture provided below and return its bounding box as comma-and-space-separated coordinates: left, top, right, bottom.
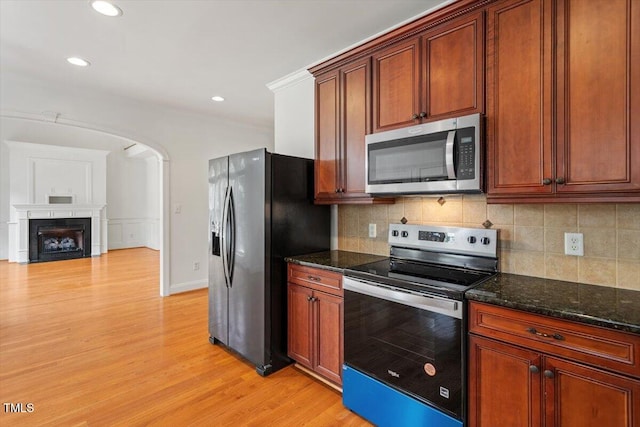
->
365, 113, 483, 195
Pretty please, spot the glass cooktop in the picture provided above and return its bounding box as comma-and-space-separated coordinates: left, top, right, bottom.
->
345, 258, 496, 300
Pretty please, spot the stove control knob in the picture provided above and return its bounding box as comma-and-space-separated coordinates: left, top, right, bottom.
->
467, 236, 477, 244
401, 231, 409, 238
392, 230, 399, 237
481, 237, 491, 245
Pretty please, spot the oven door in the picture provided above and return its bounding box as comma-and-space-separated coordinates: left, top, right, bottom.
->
343, 277, 464, 420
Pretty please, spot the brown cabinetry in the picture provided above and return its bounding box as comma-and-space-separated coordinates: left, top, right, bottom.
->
468, 301, 640, 427
314, 58, 393, 204
287, 264, 343, 385
486, 0, 640, 202
372, 11, 484, 132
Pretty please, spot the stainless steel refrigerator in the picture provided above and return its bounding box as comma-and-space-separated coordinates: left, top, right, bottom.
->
208, 148, 330, 376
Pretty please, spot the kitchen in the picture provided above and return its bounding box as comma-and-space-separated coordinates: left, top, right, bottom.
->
1, 0, 639, 425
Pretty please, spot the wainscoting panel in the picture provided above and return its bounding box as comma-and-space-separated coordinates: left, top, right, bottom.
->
108, 218, 159, 250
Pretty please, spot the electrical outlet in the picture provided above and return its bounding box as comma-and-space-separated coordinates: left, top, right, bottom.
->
368, 223, 377, 238
564, 232, 584, 256
193, 262, 200, 271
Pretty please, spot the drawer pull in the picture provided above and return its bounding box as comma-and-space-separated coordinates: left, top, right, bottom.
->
527, 327, 564, 341
307, 275, 321, 282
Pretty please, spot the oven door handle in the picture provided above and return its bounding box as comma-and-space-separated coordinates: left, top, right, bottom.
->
343, 277, 462, 319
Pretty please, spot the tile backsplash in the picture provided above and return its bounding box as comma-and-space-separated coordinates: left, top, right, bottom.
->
337, 196, 640, 291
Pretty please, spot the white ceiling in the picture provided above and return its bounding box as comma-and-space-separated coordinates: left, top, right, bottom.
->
0, 0, 448, 130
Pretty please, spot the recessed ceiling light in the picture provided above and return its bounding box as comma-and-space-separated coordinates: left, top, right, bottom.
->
211, 96, 225, 102
67, 57, 91, 67
90, 1, 123, 17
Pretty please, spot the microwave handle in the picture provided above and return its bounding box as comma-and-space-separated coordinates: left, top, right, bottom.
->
445, 130, 456, 179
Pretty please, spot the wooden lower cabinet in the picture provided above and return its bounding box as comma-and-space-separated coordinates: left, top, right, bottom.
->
287, 281, 343, 385
469, 335, 542, 426
469, 302, 640, 427
546, 357, 640, 427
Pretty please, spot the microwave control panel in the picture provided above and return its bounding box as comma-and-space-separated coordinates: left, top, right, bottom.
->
456, 127, 475, 180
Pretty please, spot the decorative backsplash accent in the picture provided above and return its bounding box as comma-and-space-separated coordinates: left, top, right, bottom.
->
337, 196, 640, 291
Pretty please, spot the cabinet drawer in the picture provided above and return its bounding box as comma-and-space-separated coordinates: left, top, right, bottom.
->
288, 264, 342, 296
469, 302, 640, 379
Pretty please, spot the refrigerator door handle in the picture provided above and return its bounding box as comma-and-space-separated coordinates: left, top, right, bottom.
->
221, 186, 231, 287
227, 187, 236, 287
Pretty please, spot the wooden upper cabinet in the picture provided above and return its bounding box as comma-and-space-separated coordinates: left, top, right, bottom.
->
423, 11, 484, 119
314, 58, 393, 204
486, 0, 553, 196
372, 11, 484, 133
341, 58, 371, 199
315, 70, 340, 201
372, 38, 421, 132
487, 0, 640, 202
555, 0, 640, 195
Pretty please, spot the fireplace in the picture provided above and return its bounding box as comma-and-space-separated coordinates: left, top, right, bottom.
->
29, 218, 92, 263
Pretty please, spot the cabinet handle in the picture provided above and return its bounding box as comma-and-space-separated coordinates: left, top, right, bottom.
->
542, 178, 552, 185
526, 327, 564, 341
411, 113, 419, 120
307, 275, 321, 282
544, 369, 554, 379
335, 188, 339, 193
555, 177, 566, 185
419, 112, 427, 118
306, 296, 312, 301
529, 365, 540, 374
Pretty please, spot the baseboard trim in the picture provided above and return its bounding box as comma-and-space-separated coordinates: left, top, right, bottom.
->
170, 280, 207, 295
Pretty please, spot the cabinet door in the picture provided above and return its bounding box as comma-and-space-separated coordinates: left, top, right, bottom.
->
423, 11, 484, 119
315, 70, 340, 201
555, 0, 640, 195
486, 0, 554, 197
287, 284, 313, 368
544, 357, 640, 427
469, 335, 543, 427
372, 38, 421, 132
341, 57, 371, 199
313, 291, 343, 385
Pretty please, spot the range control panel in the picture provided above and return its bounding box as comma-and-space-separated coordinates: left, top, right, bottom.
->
389, 224, 498, 258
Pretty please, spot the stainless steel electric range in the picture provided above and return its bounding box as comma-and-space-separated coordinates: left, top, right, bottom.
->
342, 223, 498, 427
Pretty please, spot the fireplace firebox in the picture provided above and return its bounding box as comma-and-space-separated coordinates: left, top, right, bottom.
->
29, 218, 92, 263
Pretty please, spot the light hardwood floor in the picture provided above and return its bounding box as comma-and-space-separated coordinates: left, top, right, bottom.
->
0, 248, 370, 426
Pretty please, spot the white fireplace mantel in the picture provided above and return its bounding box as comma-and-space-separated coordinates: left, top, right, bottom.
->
10, 204, 107, 263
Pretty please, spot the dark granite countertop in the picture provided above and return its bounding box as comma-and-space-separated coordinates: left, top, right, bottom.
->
285, 250, 387, 274
466, 273, 640, 335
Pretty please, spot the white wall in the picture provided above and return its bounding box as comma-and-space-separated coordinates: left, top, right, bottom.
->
270, 70, 315, 158
106, 149, 160, 250
5, 141, 108, 207
0, 139, 10, 260
1, 72, 273, 294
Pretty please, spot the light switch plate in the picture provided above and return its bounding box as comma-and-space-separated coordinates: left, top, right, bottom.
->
368, 223, 377, 238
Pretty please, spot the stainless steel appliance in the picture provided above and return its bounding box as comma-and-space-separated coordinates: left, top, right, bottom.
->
365, 113, 483, 195
342, 223, 498, 427
208, 148, 330, 376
